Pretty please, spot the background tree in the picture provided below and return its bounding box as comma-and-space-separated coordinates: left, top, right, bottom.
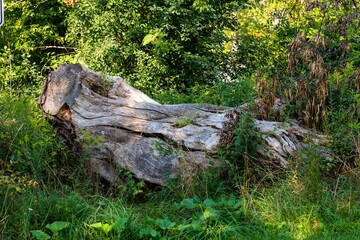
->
0, 0, 72, 94
65, 0, 241, 95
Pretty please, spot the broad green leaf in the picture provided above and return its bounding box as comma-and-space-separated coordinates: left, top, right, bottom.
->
89, 222, 113, 234
202, 207, 219, 220
112, 218, 128, 233
89, 222, 103, 229
203, 198, 216, 207
177, 224, 191, 231
45, 221, 70, 233
176, 198, 195, 209
139, 227, 158, 237
219, 196, 241, 208
142, 33, 158, 46
154, 218, 175, 230
31, 230, 51, 240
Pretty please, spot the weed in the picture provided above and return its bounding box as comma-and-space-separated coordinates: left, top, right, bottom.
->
172, 116, 194, 128
150, 140, 175, 157
32, 221, 71, 240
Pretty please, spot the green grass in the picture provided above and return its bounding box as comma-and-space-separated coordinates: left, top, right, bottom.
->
1, 92, 359, 239
2, 175, 358, 239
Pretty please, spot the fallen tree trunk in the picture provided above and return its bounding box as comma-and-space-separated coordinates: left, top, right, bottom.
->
39, 64, 328, 185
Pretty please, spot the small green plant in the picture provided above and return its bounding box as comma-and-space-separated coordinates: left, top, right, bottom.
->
215, 111, 262, 188
88, 218, 128, 237
31, 221, 71, 240
79, 129, 103, 146
139, 217, 176, 239
171, 195, 251, 239
172, 116, 194, 128
31, 230, 51, 240
87, 74, 113, 97
114, 167, 145, 200
150, 140, 175, 157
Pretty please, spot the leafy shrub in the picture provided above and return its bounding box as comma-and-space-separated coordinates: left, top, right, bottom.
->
66, 0, 242, 94
326, 64, 359, 160
0, 93, 79, 186
154, 77, 256, 107
0, 0, 73, 92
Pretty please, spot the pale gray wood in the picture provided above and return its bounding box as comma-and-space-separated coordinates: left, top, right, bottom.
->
39, 64, 328, 185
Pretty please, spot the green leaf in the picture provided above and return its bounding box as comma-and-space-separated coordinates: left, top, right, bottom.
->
31, 230, 51, 240
112, 218, 128, 233
45, 221, 70, 233
190, 220, 205, 231
203, 198, 216, 207
176, 198, 195, 209
89, 222, 113, 234
177, 224, 192, 231
142, 32, 159, 46
139, 227, 158, 237
193, 195, 201, 203
219, 196, 241, 208
154, 218, 176, 230
192, 0, 213, 12
201, 207, 219, 220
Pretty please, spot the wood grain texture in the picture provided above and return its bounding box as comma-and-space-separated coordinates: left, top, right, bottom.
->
39, 64, 329, 185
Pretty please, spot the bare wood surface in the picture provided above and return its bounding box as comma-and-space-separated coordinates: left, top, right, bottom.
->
39, 64, 328, 185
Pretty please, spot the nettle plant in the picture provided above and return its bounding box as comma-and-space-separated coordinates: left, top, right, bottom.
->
138, 195, 246, 239
31, 221, 71, 240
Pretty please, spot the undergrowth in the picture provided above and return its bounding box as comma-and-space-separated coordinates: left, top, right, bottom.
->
153, 77, 256, 107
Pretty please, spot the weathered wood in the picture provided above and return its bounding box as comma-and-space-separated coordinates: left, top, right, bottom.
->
39, 64, 328, 185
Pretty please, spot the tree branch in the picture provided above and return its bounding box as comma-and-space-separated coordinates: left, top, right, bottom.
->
36, 46, 76, 50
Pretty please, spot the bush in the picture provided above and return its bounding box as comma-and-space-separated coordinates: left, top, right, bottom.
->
0, 0, 72, 92
66, 0, 241, 94
154, 76, 256, 107
0, 93, 83, 189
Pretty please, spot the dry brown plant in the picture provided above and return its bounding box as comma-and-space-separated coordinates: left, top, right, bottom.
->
64, 0, 77, 7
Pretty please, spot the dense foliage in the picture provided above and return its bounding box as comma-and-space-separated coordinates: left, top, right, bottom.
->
0, 0, 359, 239
66, 0, 242, 93
0, 0, 71, 93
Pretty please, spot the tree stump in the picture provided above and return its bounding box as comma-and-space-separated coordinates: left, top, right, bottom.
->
39, 64, 328, 185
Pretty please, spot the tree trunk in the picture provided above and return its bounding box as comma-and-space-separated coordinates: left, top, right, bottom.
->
39, 64, 328, 185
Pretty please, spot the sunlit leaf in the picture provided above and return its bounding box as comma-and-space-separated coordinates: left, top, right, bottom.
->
31, 230, 51, 240
177, 223, 192, 231
45, 221, 70, 233
202, 207, 219, 220
89, 222, 112, 234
